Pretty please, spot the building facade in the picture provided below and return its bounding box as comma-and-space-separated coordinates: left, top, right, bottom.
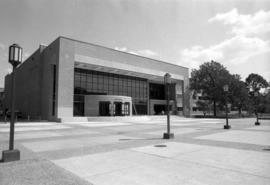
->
0, 88, 4, 116
4, 37, 190, 121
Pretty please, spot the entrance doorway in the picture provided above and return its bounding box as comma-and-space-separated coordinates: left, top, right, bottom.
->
114, 102, 122, 116
99, 101, 110, 116
154, 104, 166, 115
124, 102, 130, 116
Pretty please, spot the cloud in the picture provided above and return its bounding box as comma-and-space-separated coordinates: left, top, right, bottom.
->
23, 52, 30, 60
114, 47, 157, 58
180, 35, 270, 69
208, 8, 270, 36
0, 43, 5, 50
180, 9, 270, 71
115, 47, 138, 55
114, 47, 127, 52
137, 49, 157, 57
5, 68, 12, 73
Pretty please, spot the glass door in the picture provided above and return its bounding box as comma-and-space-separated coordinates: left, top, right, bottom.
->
114, 102, 122, 116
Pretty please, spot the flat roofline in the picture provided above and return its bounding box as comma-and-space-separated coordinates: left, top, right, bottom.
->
58, 36, 189, 70
15, 47, 41, 71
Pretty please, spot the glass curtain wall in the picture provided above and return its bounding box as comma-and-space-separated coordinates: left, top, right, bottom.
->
149, 83, 176, 100
74, 68, 148, 116
149, 83, 165, 100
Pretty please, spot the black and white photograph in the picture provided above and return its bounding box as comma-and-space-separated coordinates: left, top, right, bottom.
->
0, 0, 270, 184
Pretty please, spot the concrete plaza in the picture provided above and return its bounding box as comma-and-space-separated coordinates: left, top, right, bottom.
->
0, 116, 270, 185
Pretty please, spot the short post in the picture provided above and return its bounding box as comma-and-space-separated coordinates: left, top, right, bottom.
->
2, 44, 22, 162
163, 73, 174, 139
223, 84, 231, 129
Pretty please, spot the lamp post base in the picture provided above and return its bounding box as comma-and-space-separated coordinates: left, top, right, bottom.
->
255, 122, 260, 126
224, 125, 231, 129
163, 133, 174, 139
2, 149, 20, 162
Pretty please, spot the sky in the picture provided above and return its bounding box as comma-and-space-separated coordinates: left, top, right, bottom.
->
0, 0, 270, 87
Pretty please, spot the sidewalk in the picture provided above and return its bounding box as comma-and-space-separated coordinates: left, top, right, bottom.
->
1, 117, 270, 185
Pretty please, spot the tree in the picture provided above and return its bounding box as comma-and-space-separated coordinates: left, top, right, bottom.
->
190, 60, 231, 116
264, 90, 270, 113
196, 100, 210, 116
245, 73, 269, 116
228, 74, 250, 116
245, 73, 268, 92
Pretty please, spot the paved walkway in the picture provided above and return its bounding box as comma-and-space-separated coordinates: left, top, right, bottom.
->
0, 117, 270, 185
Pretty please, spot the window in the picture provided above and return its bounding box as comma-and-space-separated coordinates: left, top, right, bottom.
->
177, 107, 183, 111
74, 68, 148, 115
149, 83, 165, 100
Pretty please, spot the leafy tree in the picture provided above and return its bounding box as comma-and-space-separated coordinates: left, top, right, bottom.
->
190, 60, 231, 116
228, 74, 250, 116
264, 91, 270, 113
256, 89, 270, 114
196, 100, 210, 116
245, 73, 268, 92
245, 74, 269, 116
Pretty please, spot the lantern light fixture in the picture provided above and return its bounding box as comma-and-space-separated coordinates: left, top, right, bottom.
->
9, 44, 22, 67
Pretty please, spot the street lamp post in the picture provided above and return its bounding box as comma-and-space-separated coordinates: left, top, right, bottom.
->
254, 91, 260, 126
223, 84, 231, 129
2, 44, 22, 162
163, 73, 174, 139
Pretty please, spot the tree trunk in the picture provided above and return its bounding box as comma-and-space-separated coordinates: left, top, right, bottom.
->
213, 100, 217, 117
238, 107, 242, 117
